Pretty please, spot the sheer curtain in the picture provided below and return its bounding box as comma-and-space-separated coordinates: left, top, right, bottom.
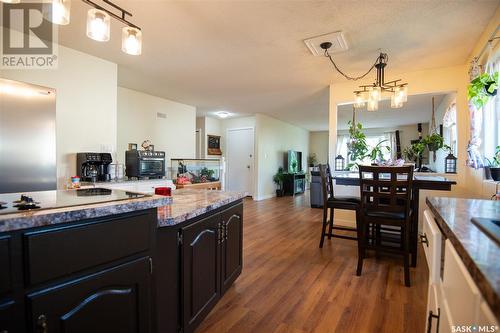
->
336, 135, 349, 161
482, 52, 500, 160
385, 131, 397, 160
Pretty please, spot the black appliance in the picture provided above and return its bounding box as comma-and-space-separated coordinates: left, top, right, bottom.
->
76, 153, 113, 182
125, 150, 165, 179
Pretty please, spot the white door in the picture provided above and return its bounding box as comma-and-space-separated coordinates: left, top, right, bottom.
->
226, 128, 254, 196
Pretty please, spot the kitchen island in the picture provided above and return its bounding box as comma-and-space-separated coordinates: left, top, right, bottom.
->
423, 197, 499, 331
0, 188, 245, 333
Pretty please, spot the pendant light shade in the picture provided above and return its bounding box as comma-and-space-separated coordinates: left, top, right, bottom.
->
86, 9, 110, 42
43, 0, 71, 25
122, 27, 142, 55
391, 90, 403, 109
369, 86, 382, 101
367, 99, 378, 111
353, 92, 365, 108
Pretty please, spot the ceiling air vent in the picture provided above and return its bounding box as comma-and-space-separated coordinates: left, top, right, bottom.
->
157, 112, 167, 119
304, 31, 348, 56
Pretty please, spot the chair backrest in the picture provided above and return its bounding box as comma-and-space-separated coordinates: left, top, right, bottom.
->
358, 165, 414, 218
318, 164, 334, 205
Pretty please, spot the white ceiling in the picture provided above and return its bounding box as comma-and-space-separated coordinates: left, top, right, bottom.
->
337, 93, 447, 130
57, 0, 498, 131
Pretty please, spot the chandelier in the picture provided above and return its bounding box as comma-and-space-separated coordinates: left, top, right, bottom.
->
0, 0, 143, 55
320, 42, 408, 111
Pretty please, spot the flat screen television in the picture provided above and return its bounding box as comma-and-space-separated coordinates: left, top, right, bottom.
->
286, 150, 302, 173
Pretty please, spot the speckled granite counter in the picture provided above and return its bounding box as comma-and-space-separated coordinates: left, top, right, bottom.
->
426, 197, 500, 316
157, 189, 246, 226
0, 189, 245, 233
0, 191, 170, 233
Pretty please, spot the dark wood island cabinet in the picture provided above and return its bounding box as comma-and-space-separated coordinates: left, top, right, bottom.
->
0, 190, 244, 333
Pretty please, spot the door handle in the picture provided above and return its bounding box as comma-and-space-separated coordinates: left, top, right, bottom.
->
419, 233, 429, 247
36, 314, 48, 333
426, 309, 440, 333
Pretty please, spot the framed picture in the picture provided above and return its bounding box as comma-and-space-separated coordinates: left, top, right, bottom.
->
207, 135, 222, 155
128, 143, 138, 150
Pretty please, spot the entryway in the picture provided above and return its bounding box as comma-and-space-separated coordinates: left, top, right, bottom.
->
226, 127, 254, 196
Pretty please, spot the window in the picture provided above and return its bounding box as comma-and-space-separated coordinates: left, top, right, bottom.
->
482, 52, 500, 161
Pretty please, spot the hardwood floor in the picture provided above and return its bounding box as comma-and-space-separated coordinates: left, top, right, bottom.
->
197, 194, 428, 333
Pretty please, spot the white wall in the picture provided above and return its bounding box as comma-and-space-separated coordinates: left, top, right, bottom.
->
255, 114, 309, 200
196, 116, 224, 159
117, 87, 196, 177
309, 131, 329, 164
1, 45, 117, 188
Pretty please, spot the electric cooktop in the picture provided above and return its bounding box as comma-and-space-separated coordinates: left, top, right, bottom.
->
0, 188, 149, 215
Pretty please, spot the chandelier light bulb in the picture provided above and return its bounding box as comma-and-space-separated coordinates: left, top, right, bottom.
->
398, 85, 408, 102
43, 0, 71, 25
391, 92, 403, 108
353, 92, 365, 108
86, 9, 110, 42
369, 86, 382, 101
122, 27, 142, 55
367, 99, 378, 112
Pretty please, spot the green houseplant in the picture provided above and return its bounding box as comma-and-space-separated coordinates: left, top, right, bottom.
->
422, 133, 444, 152
273, 167, 285, 197
485, 146, 500, 181
307, 153, 317, 167
368, 140, 391, 163
403, 141, 426, 163
467, 72, 499, 109
347, 120, 369, 163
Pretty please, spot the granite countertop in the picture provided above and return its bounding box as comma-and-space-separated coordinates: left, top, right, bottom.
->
157, 189, 246, 227
0, 189, 245, 233
0, 191, 171, 233
426, 197, 500, 316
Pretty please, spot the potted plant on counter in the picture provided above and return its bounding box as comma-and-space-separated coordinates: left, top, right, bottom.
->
485, 146, 500, 181
468, 72, 498, 109
368, 140, 391, 164
273, 167, 285, 197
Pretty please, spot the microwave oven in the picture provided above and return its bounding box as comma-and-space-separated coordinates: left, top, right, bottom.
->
125, 150, 165, 179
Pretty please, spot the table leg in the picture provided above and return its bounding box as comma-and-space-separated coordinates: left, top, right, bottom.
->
411, 188, 419, 267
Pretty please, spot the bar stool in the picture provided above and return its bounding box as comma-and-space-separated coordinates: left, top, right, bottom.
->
318, 164, 360, 248
356, 165, 414, 287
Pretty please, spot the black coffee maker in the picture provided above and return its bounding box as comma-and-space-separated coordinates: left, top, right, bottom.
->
76, 153, 112, 182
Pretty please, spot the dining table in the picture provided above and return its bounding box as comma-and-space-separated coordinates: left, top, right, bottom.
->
333, 173, 457, 267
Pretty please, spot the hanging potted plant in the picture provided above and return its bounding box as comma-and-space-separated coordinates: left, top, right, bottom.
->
273, 167, 285, 197
423, 133, 444, 152
485, 146, 500, 181
467, 72, 499, 109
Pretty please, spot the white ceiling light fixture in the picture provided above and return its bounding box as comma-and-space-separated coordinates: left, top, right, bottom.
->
43, 0, 71, 25
122, 26, 142, 55
215, 111, 230, 119
0, 0, 21, 4
86, 8, 111, 42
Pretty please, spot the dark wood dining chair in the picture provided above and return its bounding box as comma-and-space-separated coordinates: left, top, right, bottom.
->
356, 165, 414, 287
318, 164, 360, 248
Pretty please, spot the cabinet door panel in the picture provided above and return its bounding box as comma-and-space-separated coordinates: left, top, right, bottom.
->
27, 257, 151, 333
181, 215, 220, 332
0, 236, 12, 295
221, 205, 243, 294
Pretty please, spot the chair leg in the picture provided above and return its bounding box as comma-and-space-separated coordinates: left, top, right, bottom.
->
328, 207, 334, 240
319, 207, 328, 248
356, 210, 364, 276
403, 225, 411, 287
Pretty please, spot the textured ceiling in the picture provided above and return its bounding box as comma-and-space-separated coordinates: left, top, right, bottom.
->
337, 93, 447, 130
57, 0, 499, 131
